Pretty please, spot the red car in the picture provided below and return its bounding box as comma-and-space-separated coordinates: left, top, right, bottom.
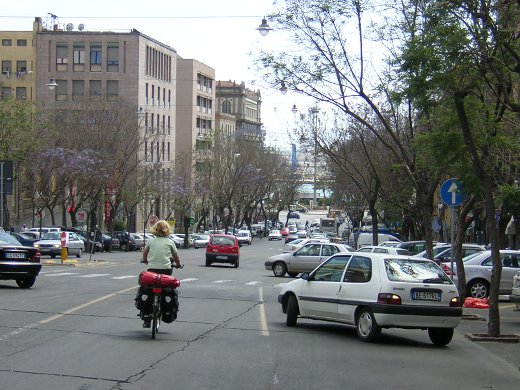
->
280, 227, 290, 237
205, 234, 240, 268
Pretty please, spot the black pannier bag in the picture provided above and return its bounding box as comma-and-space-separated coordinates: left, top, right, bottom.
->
135, 285, 153, 312
161, 287, 179, 323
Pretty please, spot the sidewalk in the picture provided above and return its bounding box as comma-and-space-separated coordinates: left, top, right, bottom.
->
458, 305, 520, 372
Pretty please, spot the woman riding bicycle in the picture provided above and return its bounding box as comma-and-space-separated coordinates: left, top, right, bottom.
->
142, 220, 181, 274
139, 220, 181, 328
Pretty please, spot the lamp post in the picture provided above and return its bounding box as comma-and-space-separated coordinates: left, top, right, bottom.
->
257, 17, 272, 36
310, 106, 319, 210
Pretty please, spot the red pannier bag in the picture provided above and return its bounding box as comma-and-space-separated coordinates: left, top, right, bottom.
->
139, 271, 180, 288
463, 297, 489, 309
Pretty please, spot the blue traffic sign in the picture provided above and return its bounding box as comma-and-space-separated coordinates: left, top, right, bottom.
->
440, 178, 466, 207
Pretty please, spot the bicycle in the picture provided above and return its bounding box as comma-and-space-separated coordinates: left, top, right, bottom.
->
138, 262, 183, 339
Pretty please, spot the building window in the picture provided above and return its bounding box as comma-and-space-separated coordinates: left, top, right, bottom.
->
2, 39, 12, 46
167, 116, 170, 135
2, 60, 12, 75
89, 80, 101, 97
145, 83, 149, 105
16, 87, 27, 100
106, 43, 119, 72
73, 43, 85, 71
106, 80, 118, 101
90, 43, 102, 71
16, 60, 27, 77
167, 142, 170, 161
144, 141, 148, 162
222, 100, 231, 114
72, 80, 84, 101
1, 87, 11, 98
56, 79, 67, 101
17, 39, 27, 46
56, 43, 68, 71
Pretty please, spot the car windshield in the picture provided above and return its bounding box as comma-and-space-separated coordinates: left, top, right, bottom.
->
237, 232, 248, 237
211, 236, 235, 246
0, 232, 22, 245
42, 232, 61, 240
384, 258, 452, 284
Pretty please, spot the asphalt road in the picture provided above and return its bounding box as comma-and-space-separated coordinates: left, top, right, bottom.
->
0, 238, 519, 390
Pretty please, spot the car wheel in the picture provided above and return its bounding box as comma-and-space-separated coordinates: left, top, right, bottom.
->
120, 243, 127, 251
205, 257, 211, 267
234, 259, 239, 268
428, 327, 454, 346
356, 308, 381, 342
287, 272, 299, 278
16, 277, 36, 289
467, 279, 490, 298
76, 248, 82, 258
272, 262, 287, 277
286, 294, 298, 326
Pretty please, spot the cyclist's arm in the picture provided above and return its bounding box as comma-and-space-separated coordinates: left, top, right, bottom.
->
171, 253, 181, 268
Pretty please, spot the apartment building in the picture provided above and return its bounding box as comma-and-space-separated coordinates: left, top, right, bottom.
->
1, 17, 179, 230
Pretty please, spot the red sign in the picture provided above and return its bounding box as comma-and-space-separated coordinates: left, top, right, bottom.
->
149, 214, 159, 225
60, 232, 67, 247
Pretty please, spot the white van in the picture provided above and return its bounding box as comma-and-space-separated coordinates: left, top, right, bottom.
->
351, 232, 401, 249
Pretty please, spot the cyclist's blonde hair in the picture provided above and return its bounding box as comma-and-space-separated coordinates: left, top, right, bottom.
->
150, 220, 171, 237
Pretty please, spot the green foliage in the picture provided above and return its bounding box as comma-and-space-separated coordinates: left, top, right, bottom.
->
114, 219, 126, 231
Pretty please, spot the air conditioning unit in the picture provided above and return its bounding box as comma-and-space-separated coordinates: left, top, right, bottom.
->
2, 71, 10, 78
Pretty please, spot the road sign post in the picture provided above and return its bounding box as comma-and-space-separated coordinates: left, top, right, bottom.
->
440, 178, 467, 280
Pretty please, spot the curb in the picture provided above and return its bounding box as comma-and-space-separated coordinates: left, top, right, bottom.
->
42, 259, 112, 267
464, 333, 520, 343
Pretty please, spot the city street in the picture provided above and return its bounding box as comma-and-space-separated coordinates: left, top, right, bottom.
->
0, 238, 519, 390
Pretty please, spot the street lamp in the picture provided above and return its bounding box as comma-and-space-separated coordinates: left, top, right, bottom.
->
257, 17, 272, 36
310, 106, 320, 210
280, 81, 288, 95
46, 77, 58, 90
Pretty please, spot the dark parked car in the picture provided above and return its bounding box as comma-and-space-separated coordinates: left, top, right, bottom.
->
10, 232, 37, 247
0, 232, 41, 288
111, 231, 138, 251
101, 234, 119, 252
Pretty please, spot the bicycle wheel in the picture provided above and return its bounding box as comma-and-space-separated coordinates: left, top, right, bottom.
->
151, 295, 160, 339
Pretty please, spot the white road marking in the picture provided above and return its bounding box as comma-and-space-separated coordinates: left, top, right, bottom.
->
244, 281, 261, 285
274, 283, 290, 288
213, 280, 234, 284
112, 275, 137, 280
258, 287, 269, 336
180, 278, 198, 282
75, 274, 111, 278
44, 272, 80, 277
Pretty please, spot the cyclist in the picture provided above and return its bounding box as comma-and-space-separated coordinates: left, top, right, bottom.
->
139, 220, 181, 327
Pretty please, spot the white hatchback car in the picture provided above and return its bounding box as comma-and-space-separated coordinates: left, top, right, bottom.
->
278, 253, 462, 345
356, 245, 412, 256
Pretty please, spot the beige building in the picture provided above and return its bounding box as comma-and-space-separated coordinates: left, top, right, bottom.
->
175, 57, 215, 165
215, 80, 263, 142
1, 17, 180, 231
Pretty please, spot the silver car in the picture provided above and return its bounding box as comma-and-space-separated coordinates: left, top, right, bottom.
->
265, 242, 350, 277
445, 250, 520, 298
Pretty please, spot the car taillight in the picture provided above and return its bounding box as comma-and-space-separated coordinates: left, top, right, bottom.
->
29, 249, 41, 262
377, 293, 401, 305
442, 264, 452, 275
450, 297, 461, 307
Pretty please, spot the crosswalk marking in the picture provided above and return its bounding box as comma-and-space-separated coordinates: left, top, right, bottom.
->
112, 275, 136, 280
45, 272, 80, 277
75, 274, 111, 278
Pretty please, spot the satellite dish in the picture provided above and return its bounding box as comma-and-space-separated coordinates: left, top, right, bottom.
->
66, 23, 74, 31
78, 23, 84, 31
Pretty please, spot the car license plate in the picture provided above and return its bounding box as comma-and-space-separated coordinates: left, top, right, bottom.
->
5, 252, 27, 260
216, 255, 228, 260
412, 290, 441, 301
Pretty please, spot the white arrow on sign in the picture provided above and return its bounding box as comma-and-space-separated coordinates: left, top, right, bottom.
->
448, 181, 460, 204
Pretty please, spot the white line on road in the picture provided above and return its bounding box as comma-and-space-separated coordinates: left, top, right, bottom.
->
112, 275, 137, 280
258, 287, 269, 336
44, 272, 80, 277
75, 274, 111, 278
180, 278, 198, 282
213, 280, 234, 284
244, 281, 261, 285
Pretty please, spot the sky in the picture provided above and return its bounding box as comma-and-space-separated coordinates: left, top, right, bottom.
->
1, 0, 305, 151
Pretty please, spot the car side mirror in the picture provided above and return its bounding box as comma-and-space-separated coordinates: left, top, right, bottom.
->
300, 272, 309, 280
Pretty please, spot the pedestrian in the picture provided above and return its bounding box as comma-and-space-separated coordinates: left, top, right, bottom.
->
21, 224, 28, 232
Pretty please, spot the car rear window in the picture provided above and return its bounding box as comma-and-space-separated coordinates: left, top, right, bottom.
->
384, 258, 452, 284
211, 236, 235, 246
